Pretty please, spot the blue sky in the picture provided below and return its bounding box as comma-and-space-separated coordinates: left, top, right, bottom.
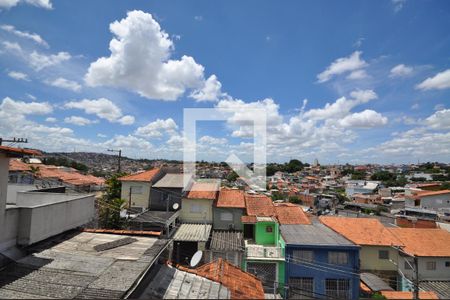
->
0, 0, 449, 164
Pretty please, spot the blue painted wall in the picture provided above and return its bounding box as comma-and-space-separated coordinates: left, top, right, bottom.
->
285, 245, 360, 300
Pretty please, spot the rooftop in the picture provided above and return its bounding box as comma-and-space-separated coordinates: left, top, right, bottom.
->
244, 194, 275, 217
415, 189, 450, 197
173, 224, 212, 242
118, 168, 161, 182
380, 291, 439, 299
210, 230, 243, 252
0, 146, 41, 157
179, 258, 265, 299
0, 231, 168, 299
319, 216, 403, 247
216, 188, 245, 208
186, 181, 220, 200
360, 272, 393, 292
280, 223, 355, 246
274, 203, 311, 225
388, 228, 450, 257
152, 173, 185, 188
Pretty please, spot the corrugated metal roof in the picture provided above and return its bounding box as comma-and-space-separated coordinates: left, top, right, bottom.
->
281, 223, 356, 246
173, 224, 212, 242
420, 281, 450, 299
210, 231, 243, 251
360, 273, 393, 292
153, 174, 186, 188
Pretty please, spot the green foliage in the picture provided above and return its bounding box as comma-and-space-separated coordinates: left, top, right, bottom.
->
99, 172, 128, 229
271, 191, 285, 201
371, 292, 387, 299
351, 171, 366, 180
371, 171, 396, 181
288, 195, 302, 204
227, 171, 239, 182
266, 159, 309, 176
43, 156, 89, 172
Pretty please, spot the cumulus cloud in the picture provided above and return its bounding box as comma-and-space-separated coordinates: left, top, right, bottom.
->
0, 0, 52, 9
338, 110, 388, 128
390, 64, 413, 78
0, 96, 52, 115
416, 69, 450, 91
0, 24, 48, 47
64, 116, 97, 126
135, 118, 178, 138
7, 70, 29, 81
64, 98, 134, 125
45, 77, 81, 92
199, 135, 227, 145
425, 109, 450, 130
45, 117, 56, 122
85, 10, 222, 101
317, 51, 368, 83
29, 51, 71, 71
190, 75, 224, 102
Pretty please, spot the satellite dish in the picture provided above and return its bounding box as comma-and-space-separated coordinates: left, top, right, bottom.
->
172, 203, 180, 210
190, 250, 203, 268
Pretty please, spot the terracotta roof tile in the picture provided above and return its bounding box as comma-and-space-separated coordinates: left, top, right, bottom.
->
320, 216, 403, 246
179, 258, 265, 299
118, 168, 161, 182
244, 194, 275, 216
9, 159, 31, 171
186, 181, 219, 200
415, 189, 450, 197
380, 291, 439, 299
0, 146, 41, 156
241, 215, 257, 223
274, 203, 311, 225
388, 228, 450, 257
217, 188, 245, 208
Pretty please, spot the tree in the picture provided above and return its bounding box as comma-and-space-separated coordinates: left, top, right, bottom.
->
227, 171, 239, 182
288, 195, 302, 204
98, 172, 128, 229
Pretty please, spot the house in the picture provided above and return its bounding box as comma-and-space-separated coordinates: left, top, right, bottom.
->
150, 173, 189, 211
345, 180, 379, 197
388, 228, 450, 288
118, 168, 164, 211
406, 190, 450, 212
241, 195, 311, 295
0, 230, 169, 299
281, 222, 360, 299
206, 230, 244, 267
180, 180, 219, 223
320, 216, 403, 289
213, 188, 245, 230
0, 146, 94, 257
172, 223, 212, 265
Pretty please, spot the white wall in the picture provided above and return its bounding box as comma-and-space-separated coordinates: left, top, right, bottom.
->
399, 256, 450, 281
120, 181, 151, 209
420, 194, 450, 211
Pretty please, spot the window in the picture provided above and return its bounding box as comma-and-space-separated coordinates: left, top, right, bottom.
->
328, 252, 348, 265
130, 186, 143, 194
290, 277, 314, 299
426, 261, 436, 270
445, 261, 450, 267
325, 279, 350, 299
292, 250, 314, 263
220, 212, 233, 221
379, 250, 389, 260
266, 226, 273, 233
190, 204, 203, 213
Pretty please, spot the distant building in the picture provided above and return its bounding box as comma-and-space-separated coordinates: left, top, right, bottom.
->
213, 188, 245, 230
180, 181, 219, 224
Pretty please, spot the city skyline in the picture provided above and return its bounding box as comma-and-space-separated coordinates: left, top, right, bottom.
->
0, 0, 449, 164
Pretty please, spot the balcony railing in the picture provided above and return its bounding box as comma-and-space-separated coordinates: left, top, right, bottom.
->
245, 241, 284, 259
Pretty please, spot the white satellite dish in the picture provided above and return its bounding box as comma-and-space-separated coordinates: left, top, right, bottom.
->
172, 203, 180, 210
190, 250, 203, 268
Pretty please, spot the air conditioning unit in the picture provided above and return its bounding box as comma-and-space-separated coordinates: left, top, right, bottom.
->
265, 248, 279, 258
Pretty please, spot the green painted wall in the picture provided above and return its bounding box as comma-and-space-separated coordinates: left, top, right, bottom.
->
255, 221, 277, 245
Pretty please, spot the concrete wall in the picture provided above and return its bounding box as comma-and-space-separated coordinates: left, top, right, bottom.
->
255, 221, 279, 245
150, 187, 182, 211
420, 194, 450, 211
0, 208, 19, 251
17, 194, 94, 245
399, 256, 450, 281
360, 245, 399, 271
180, 198, 213, 223
0, 154, 9, 225
213, 207, 244, 230
120, 181, 151, 209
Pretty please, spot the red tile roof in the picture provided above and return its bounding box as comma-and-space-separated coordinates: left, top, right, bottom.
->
9, 159, 31, 171
244, 194, 275, 216
388, 228, 450, 257
380, 291, 439, 299
415, 189, 450, 197
274, 203, 311, 225
179, 258, 265, 299
186, 181, 219, 200
217, 188, 245, 208
118, 168, 161, 182
241, 215, 257, 223
320, 216, 403, 246
0, 146, 41, 157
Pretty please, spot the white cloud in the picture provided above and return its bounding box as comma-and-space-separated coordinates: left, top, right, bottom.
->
349, 89, 378, 103
0, 24, 48, 47
64, 98, 134, 125
7, 70, 29, 81
199, 135, 227, 145
390, 64, 413, 78
425, 109, 450, 130
135, 118, 178, 138
45, 117, 56, 122
64, 116, 97, 126
97, 133, 107, 138
103, 134, 153, 155
45, 77, 81, 92
392, 0, 406, 12
346, 69, 368, 80
190, 75, 223, 102
434, 104, 445, 111
338, 110, 388, 128
0, 96, 52, 115
0, 0, 52, 9
85, 10, 221, 101
194, 16, 203, 21
29, 51, 71, 71
411, 103, 419, 110
317, 51, 368, 83
2, 41, 21, 52
416, 69, 450, 91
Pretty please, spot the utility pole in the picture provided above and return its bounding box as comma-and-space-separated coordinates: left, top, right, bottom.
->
107, 149, 122, 173
0, 137, 28, 146
413, 256, 419, 300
